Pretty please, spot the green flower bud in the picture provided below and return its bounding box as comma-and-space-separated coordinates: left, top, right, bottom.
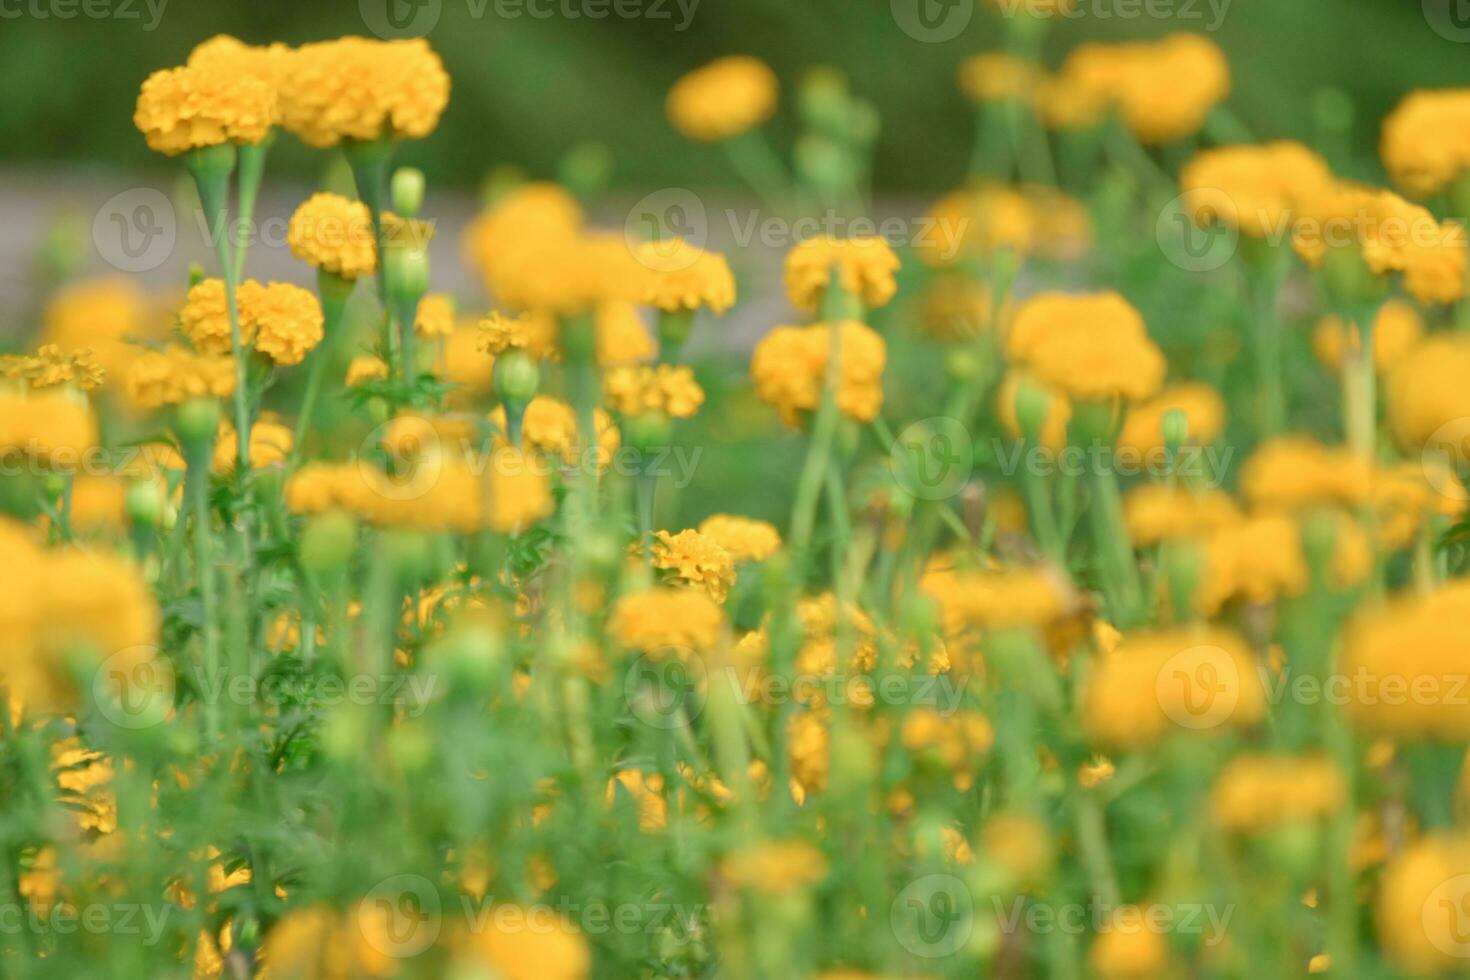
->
125, 478, 164, 529
1161, 407, 1189, 455
386, 243, 430, 301
1300, 507, 1339, 580
945, 346, 987, 384
1012, 377, 1056, 443
391, 167, 426, 217
185, 142, 237, 183
174, 397, 221, 447
492, 350, 540, 410
300, 510, 359, 574
622, 410, 673, 454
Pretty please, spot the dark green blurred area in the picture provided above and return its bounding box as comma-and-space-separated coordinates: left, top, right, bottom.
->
0, 0, 1460, 192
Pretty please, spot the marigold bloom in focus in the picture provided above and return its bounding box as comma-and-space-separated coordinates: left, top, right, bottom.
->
181, 278, 324, 366
784, 236, 900, 313
286, 192, 377, 279
750, 321, 886, 426
667, 56, 778, 141
279, 36, 450, 148
650, 529, 737, 603
134, 62, 274, 155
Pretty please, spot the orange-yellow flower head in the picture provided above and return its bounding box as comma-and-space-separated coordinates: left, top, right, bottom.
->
180, 278, 323, 367
602, 364, 705, 420
958, 53, 1040, 104
608, 586, 724, 655
697, 514, 781, 563
286, 192, 378, 280
1007, 291, 1166, 403
134, 62, 274, 156
1180, 141, 1333, 239
667, 56, 778, 142
1292, 182, 1467, 305
784, 236, 900, 314
280, 36, 450, 148
1381, 89, 1470, 198
633, 238, 736, 314
1055, 34, 1230, 145
186, 34, 293, 124
1313, 299, 1423, 375
124, 346, 236, 409
751, 321, 886, 427
1387, 333, 1470, 453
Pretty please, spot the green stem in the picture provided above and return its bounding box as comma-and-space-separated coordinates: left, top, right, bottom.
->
723, 130, 794, 214
231, 138, 270, 283
1086, 461, 1145, 628
186, 438, 220, 742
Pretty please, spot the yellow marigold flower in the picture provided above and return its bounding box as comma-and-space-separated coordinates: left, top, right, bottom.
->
1115, 382, 1225, 456
1210, 754, 1346, 833
479, 310, 559, 361
595, 301, 658, 367
1377, 834, 1470, 974
41, 276, 172, 384
902, 708, 994, 786
1313, 299, 1424, 374
258, 905, 401, 980
489, 396, 621, 470
784, 236, 900, 313
286, 192, 377, 279
450, 907, 590, 980
607, 586, 724, 655
462, 182, 584, 296
1058, 34, 1230, 145
666, 56, 778, 141
0, 391, 98, 464
1240, 436, 1373, 511
996, 371, 1071, 451
186, 35, 291, 119
1339, 582, 1470, 739
442, 320, 497, 396
241, 280, 324, 366
345, 354, 389, 386
279, 37, 450, 148
981, 810, 1054, 890
414, 293, 455, 338
722, 840, 829, 895
918, 276, 1006, 342
920, 564, 1074, 633
1180, 141, 1332, 238
697, 514, 781, 562
212, 418, 292, 473
1373, 460, 1466, 551
4, 345, 105, 392
958, 53, 1040, 104
1007, 291, 1166, 403
133, 62, 274, 155
650, 529, 736, 603
1036, 71, 1109, 131
65, 475, 130, 531
1292, 182, 1467, 305
1387, 333, 1470, 452
1381, 89, 1470, 197
1087, 910, 1171, 980
1081, 627, 1265, 748
488, 231, 645, 315
750, 321, 886, 427
602, 364, 705, 419
1198, 509, 1370, 612
634, 238, 736, 314
1123, 485, 1241, 547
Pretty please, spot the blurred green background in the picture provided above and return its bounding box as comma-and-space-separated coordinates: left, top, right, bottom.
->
0, 0, 1462, 193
